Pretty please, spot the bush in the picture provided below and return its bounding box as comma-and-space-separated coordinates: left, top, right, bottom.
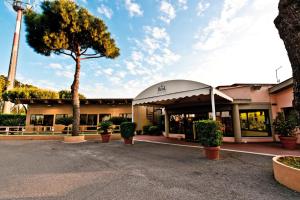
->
98, 121, 113, 135
120, 122, 136, 139
143, 125, 152, 135
148, 126, 162, 136
273, 111, 298, 137
110, 117, 130, 125
0, 114, 26, 126
55, 117, 73, 126
194, 120, 223, 147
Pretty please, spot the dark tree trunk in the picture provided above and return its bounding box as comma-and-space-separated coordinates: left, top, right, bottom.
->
274, 0, 300, 114
71, 57, 81, 136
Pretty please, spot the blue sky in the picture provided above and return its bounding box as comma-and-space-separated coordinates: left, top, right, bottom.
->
0, 0, 292, 98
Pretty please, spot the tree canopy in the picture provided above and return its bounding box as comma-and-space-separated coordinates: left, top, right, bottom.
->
24, 0, 119, 60
59, 90, 86, 99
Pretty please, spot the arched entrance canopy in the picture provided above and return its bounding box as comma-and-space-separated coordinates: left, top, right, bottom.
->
132, 80, 233, 137
133, 80, 233, 106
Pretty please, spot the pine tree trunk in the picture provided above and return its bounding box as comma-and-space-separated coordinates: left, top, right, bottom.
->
274, 0, 300, 113
71, 57, 81, 136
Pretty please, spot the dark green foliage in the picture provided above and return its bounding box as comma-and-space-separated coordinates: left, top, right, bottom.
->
149, 126, 162, 136
143, 125, 151, 134
98, 121, 112, 134
0, 114, 26, 126
120, 122, 136, 139
2, 87, 59, 102
194, 120, 223, 147
109, 117, 130, 125
55, 116, 73, 126
273, 111, 299, 137
59, 90, 86, 99
24, 0, 120, 59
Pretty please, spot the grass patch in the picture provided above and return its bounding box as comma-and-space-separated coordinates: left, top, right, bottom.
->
278, 156, 300, 169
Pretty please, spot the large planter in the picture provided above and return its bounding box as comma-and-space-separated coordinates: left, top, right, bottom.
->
273, 156, 300, 192
64, 135, 86, 143
279, 136, 298, 150
101, 134, 111, 143
123, 137, 133, 145
204, 146, 220, 160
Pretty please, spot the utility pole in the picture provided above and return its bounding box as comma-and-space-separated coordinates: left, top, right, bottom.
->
3, 0, 33, 113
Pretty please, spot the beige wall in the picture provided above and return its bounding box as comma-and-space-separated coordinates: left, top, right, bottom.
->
133, 105, 151, 131
26, 104, 132, 132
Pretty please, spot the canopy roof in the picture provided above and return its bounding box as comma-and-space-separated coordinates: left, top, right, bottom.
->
133, 80, 233, 106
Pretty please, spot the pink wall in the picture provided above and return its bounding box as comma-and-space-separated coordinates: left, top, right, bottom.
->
219, 85, 272, 103
270, 87, 293, 119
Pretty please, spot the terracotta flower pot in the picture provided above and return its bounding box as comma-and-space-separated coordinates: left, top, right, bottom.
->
101, 134, 111, 143
273, 155, 300, 192
204, 146, 220, 160
124, 137, 133, 145
279, 136, 298, 150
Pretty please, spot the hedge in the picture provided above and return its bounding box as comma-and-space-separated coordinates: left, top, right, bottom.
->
0, 114, 26, 126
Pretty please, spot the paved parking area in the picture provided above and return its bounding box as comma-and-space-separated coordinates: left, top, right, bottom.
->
0, 140, 299, 200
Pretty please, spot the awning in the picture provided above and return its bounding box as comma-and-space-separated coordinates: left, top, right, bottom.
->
133, 80, 233, 105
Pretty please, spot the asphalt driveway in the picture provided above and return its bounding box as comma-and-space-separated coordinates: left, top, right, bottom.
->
0, 140, 299, 200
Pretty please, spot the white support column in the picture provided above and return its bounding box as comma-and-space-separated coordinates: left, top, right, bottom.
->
131, 105, 135, 123
211, 88, 216, 120
164, 108, 169, 138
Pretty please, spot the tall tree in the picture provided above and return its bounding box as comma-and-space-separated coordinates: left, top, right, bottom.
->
274, 0, 300, 114
24, 0, 120, 136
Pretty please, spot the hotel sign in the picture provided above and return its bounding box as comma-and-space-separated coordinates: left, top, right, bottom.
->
157, 84, 167, 94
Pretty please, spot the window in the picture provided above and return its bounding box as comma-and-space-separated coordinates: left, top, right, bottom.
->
119, 113, 132, 118
30, 114, 43, 125
30, 114, 54, 126
99, 114, 111, 122
43, 115, 54, 126
80, 114, 98, 125
239, 110, 271, 137
56, 114, 69, 120
87, 114, 97, 125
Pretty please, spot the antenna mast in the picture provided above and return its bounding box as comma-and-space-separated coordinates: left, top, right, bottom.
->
3, 0, 33, 113
275, 66, 283, 83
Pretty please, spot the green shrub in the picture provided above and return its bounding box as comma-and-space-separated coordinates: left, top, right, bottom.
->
55, 117, 73, 126
143, 125, 152, 134
0, 114, 26, 126
194, 120, 223, 147
120, 122, 136, 139
98, 121, 113, 134
148, 126, 162, 136
273, 111, 298, 137
110, 117, 130, 125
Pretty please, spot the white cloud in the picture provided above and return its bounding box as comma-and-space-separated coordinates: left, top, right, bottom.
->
196, 1, 210, 16
103, 68, 114, 76
97, 4, 113, 19
188, 0, 291, 86
125, 0, 143, 17
48, 63, 62, 70
194, 0, 250, 51
159, 1, 176, 24
178, 0, 188, 10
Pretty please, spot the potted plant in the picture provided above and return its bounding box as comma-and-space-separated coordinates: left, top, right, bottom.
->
273, 155, 300, 192
55, 117, 73, 134
98, 121, 113, 143
273, 111, 299, 150
120, 122, 136, 144
195, 120, 223, 160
